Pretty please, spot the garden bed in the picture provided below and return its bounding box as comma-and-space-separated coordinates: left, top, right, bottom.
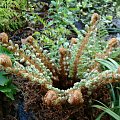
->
0, 0, 120, 120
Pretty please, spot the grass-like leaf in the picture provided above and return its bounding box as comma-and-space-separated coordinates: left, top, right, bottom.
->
96, 58, 119, 71
95, 111, 106, 120
107, 58, 119, 69
92, 105, 120, 120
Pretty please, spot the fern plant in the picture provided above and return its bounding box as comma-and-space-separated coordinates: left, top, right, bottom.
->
0, 0, 30, 31
0, 14, 120, 107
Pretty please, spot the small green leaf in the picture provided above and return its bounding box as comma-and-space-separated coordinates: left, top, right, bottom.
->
0, 72, 10, 86
0, 84, 17, 100
0, 86, 12, 92
5, 92, 14, 100
47, 21, 54, 27
106, 16, 113, 21
51, 1, 57, 6
0, 45, 12, 55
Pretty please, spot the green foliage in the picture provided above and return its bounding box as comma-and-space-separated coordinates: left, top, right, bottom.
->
48, 0, 116, 27
96, 58, 119, 71
48, 0, 80, 35
36, 0, 117, 51
0, 0, 29, 31
0, 45, 17, 100
0, 71, 17, 100
0, 71, 10, 86
33, 25, 72, 65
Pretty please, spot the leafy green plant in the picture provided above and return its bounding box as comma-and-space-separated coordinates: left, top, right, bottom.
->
0, 0, 30, 31
0, 71, 17, 100
0, 45, 17, 100
48, 0, 116, 27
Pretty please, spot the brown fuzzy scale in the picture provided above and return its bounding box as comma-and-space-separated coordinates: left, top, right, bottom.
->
0, 54, 12, 67
44, 90, 58, 106
103, 38, 118, 58
0, 32, 8, 43
0, 13, 119, 120
21, 36, 34, 44
1, 65, 50, 86
0, 14, 119, 120
108, 38, 118, 48
19, 50, 43, 73
91, 72, 120, 88
68, 89, 84, 105
0, 77, 111, 119
91, 13, 100, 25
71, 38, 77, 44
59, 47, 68, 81
72, 32, 94, 80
